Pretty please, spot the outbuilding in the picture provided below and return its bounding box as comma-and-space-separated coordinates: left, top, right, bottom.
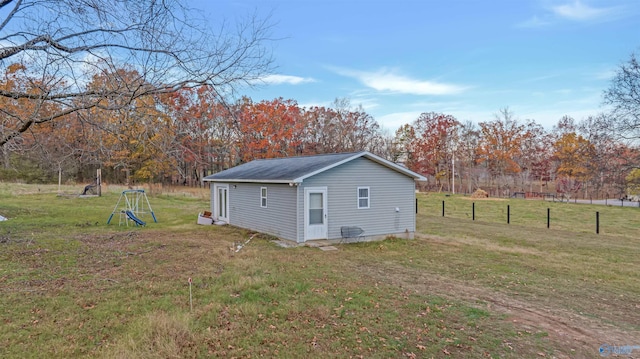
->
202, 151, 426, 243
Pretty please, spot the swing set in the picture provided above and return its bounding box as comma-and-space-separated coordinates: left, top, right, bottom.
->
107, 189, 157, 226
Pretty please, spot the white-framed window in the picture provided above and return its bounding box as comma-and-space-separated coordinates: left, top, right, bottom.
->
260, 187, 268, 208
357, 186, 370, 209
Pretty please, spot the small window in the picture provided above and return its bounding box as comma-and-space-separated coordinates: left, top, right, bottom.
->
261, 187, 268, 208
357, 187, 370, 209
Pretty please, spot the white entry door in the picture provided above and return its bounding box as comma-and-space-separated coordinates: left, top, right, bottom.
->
214, 184, 229, 223
304, 187, 328, 241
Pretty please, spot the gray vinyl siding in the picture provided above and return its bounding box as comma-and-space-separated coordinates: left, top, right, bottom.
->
224, 183, 298, 241
209, 186, 215, 213
297, 157, 416, 241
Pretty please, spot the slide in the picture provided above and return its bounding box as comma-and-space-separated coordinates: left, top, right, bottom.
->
125, 210, 146, 226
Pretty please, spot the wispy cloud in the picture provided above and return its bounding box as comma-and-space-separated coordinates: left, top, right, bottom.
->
551, 0, 614, 20
593, 68, 616, 80
520, 73, 562, 84
518, 1, 624, 27
377, 111, 422, 130
517, 15, 552, 28
260, 74, 316, 85
349, 96, 380, 112
333, 67, 468, 96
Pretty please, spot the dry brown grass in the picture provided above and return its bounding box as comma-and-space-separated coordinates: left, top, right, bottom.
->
2, 187, 639, 358
101, 311, 196, 359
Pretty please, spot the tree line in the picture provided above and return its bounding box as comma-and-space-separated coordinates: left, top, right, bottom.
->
397, 109, 639, 199
0, 1, 639, 199
0, 67, 391, 185
2, 64, 639, 200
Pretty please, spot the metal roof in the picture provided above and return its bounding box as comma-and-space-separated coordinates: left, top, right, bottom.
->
203, 151, 425, 184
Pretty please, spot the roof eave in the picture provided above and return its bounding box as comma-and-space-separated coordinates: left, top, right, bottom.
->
294, 151, 426, 182
202, 151, 426, 183
361, 152, 427, 180
202, 178, 299, 184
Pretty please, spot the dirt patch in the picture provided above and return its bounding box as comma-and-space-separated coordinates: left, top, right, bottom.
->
348, 261, 639, 358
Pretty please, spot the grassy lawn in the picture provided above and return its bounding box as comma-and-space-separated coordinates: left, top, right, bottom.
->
1, 185, 638, 358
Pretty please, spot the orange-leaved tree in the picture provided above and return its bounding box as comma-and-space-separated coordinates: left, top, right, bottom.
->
235, 97, 305, 162
476, 108, 527, 190
161, 86, 236, 181
405, 112, 459, 189
0, 63, 60, 163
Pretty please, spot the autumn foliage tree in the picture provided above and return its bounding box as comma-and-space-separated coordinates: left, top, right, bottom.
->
552, 132, 595, 199
303, 106, 342, 154
518, 121, 553, 190
303, 98, 387, 155
576, 114, 623, 196
625, 169, 640, 196
476, 108, 527, 191
25, 114, 95, 184
79, 68, 177, 183
332, 98, 384, 153
161, 86, 236, 183
392, 124, 416, 163
456, 121, 482, 193
403, 112, 459, 190
234, 97, 306, 162
0, 63, 61, 167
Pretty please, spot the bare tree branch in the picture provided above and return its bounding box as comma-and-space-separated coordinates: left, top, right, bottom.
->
0, 0, 21, 32
0, 0, 275, 147
603, 51, 640, 139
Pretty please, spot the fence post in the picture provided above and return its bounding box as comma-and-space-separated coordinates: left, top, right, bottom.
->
596, 211, 600, 234
472, 202, 475, 221
547, 208, 550, 229
416, 198, 418, 214
507, 205, 510, 224
442, 200, 445, 217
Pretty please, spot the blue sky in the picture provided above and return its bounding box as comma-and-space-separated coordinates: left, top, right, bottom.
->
200, 0, 640, 132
